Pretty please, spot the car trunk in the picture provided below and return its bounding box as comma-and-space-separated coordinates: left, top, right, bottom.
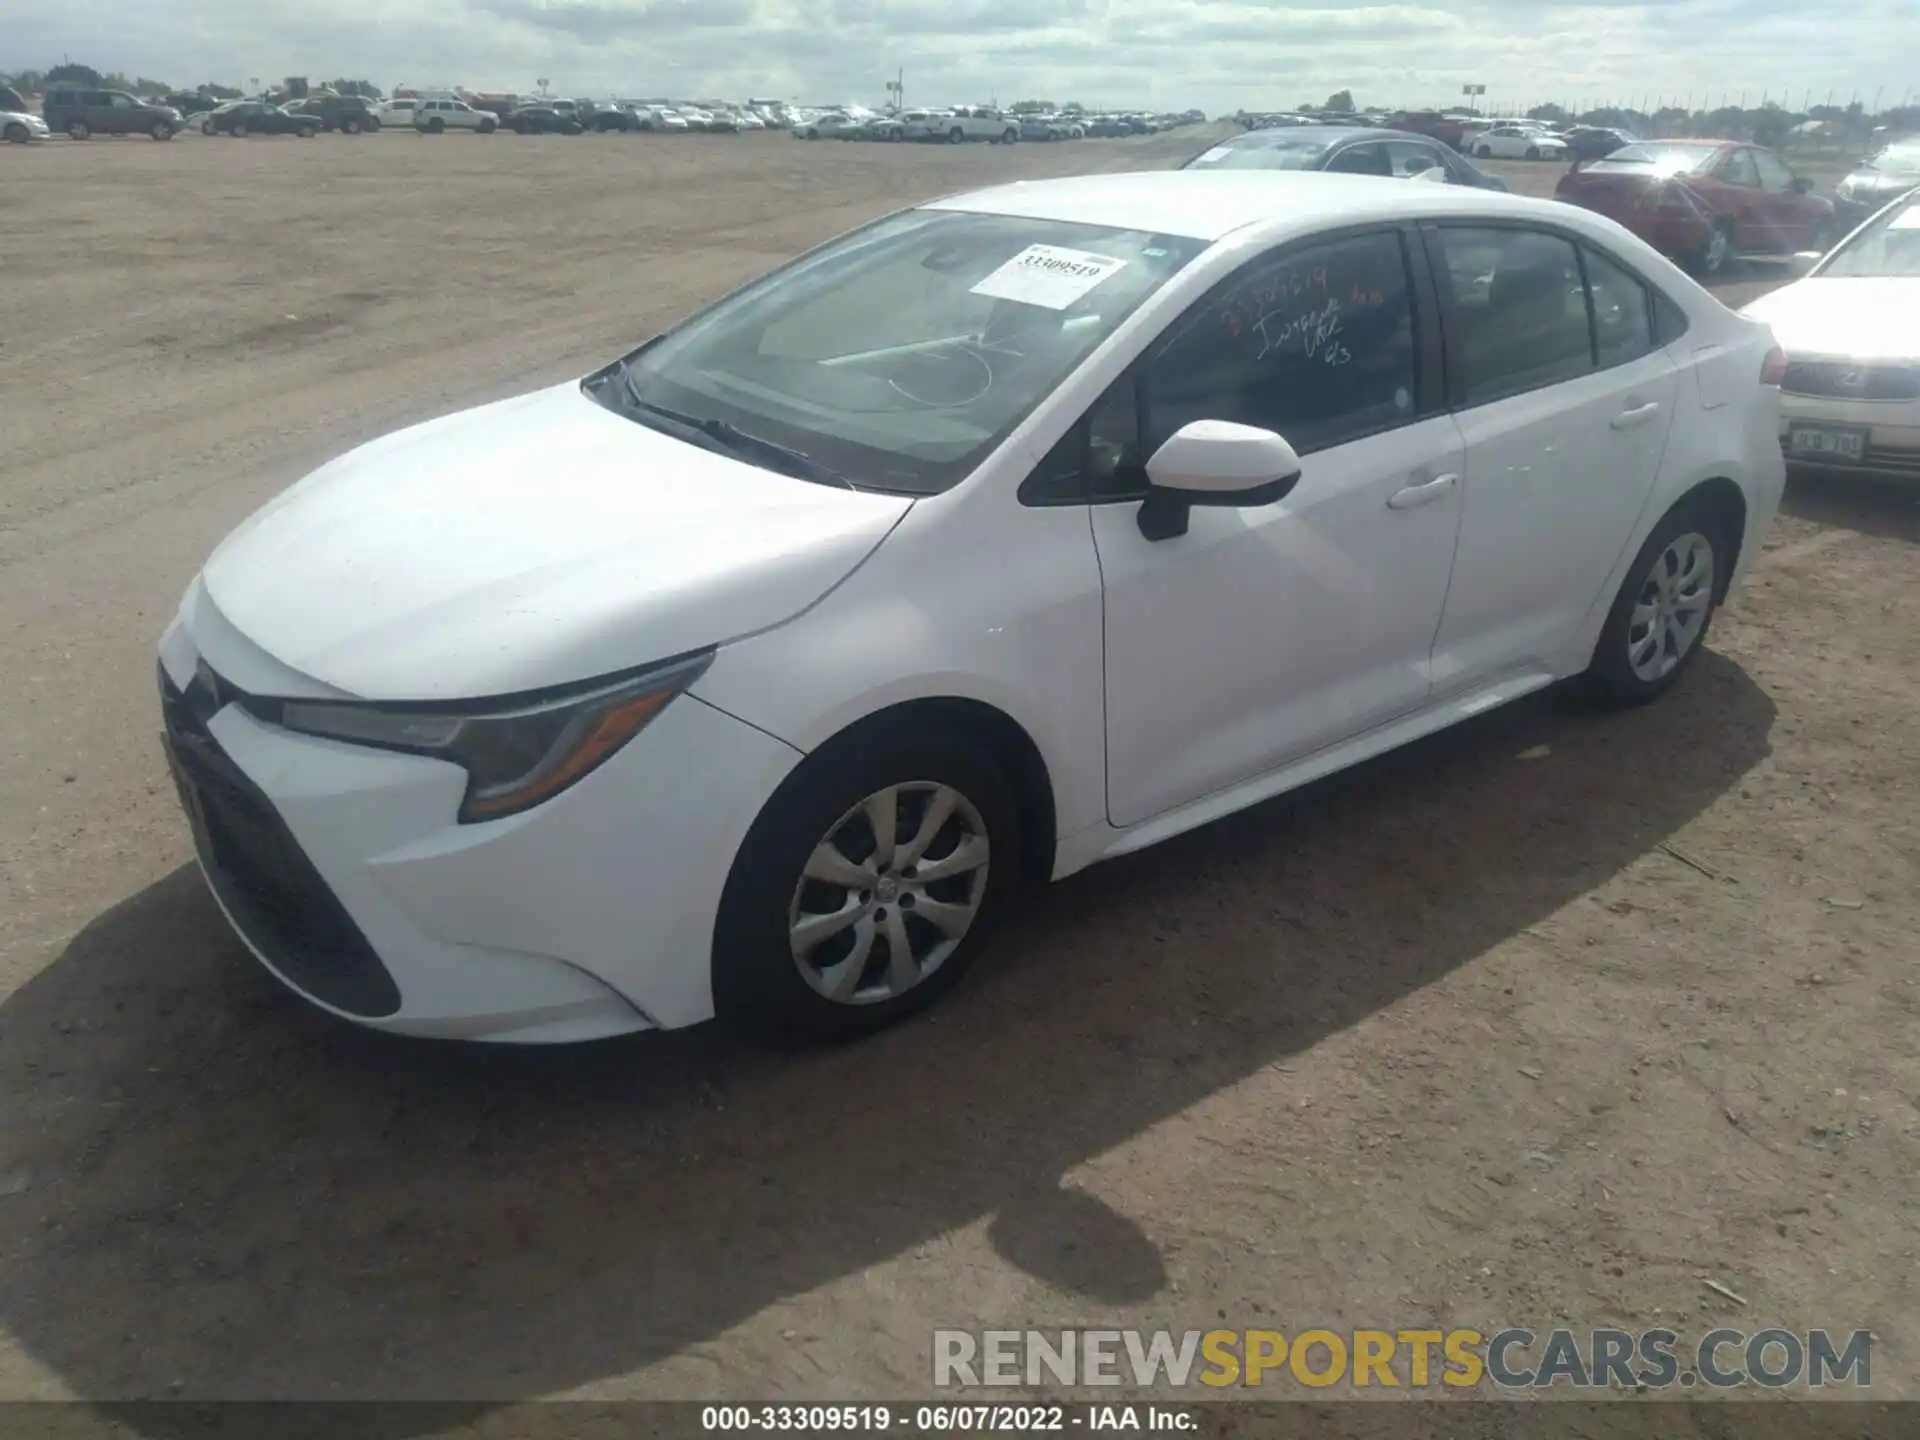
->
1558, 166, 1668, 222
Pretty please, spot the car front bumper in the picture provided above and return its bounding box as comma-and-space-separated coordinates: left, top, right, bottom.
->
1777, 388, 1920, 479
158, 613, 802, 1041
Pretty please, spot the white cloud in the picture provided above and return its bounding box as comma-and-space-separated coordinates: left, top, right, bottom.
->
6, 0, 1916, 111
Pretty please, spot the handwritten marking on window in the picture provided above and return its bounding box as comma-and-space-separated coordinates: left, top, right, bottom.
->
1252, 296, 1351, 366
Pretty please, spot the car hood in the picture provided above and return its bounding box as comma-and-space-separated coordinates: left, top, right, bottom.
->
1741, 278, 1920, 362
197, 383, 913, 701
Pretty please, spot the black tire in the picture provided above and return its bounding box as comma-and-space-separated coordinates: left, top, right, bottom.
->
1475, 143, 1492, 158
1579, 502, 1728, 707
201, 119, 215, 136
151, 121, 172, 141
713, 723, 1022, 1045
1525, 145, 1540, 159
426, 117, 445, 134
342, 117, 361, 134
365, 116, 382, 132
67, 120, 91, 140
231, 121, 248, 137
948, 126, 964, 144
1001, 128, 1018, 144
479, 119, 496, 134
298, 124, 317, 138
4, 123, 27, 145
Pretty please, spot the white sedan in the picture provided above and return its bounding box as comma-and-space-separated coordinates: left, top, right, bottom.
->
1741, 193, 1920, 477
158, 172, 1785, 1045
1470, 125, 1568, 160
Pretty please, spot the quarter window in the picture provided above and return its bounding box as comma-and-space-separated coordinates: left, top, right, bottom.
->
1434, 228, 1592, 405
1325, 143, 1390, 177
1752, 149, 1796, 192
1384, 140, 1447, 178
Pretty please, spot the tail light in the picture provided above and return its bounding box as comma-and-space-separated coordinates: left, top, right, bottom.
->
1761, 346, 1788, 386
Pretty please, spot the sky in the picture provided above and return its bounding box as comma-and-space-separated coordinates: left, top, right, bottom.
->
6, 0, 1917, 113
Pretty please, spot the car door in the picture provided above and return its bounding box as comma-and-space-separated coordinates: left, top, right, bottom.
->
1083, 227, 1466, 828
1751, 147, 1823, 250
1424, 224, 1680, 688
1711, 147, 1766, 249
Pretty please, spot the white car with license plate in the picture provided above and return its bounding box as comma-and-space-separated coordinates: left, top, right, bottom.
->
158, 172, 1786, 1046
1741, 194, 1920, 477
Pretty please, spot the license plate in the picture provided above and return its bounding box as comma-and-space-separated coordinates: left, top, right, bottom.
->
1789, 424, 1868, 460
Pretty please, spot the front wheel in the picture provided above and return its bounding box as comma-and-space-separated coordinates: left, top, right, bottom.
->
1580, 508, 1723, 706
298, 125, 317, 138
1000, 128, 1018, 144
426, 117, 445, 134
1475, 144, 1492, 158
948, 126, 964, 144
201, 119, 215, 136
67, 120, 91, 140
151, 121, 173, 140
713, 727, 1019, 1044
1525, 145, 1540, 159
231, 121, 248, 137
1689, 220, 1733, 276
4, 123, 27, 144
479, 119, 496, 134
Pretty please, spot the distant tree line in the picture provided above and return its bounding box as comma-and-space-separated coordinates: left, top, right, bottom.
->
0, 62, 382, 101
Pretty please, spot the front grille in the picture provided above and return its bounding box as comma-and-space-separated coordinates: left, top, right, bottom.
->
1781, 360, 1920, 401
161, 664, 402, 1018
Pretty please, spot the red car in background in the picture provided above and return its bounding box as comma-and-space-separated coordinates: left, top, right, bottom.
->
1556, 139, 1834, 276
1384, 111, 1466, 151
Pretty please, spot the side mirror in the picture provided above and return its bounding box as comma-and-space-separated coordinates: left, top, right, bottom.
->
1786, 250, 1824, 277
1136, 421, 1303, 541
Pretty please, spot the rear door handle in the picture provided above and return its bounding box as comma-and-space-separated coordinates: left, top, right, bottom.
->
1611, 401, 1662, 430
1387, 473, 1458, 510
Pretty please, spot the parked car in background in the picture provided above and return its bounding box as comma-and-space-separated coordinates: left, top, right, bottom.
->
1184, 125, 1509, 191
1383, 110, 1466, 150
375, 98, 419, 127
892, 109, 945, 141
1563, 126, 1639, 166
943, 106, 1021, 144
1086, 114, 1136, 137
42, 87, 182, 140
1469, 125, 1568, 161
2, 106, 50, 144
506, 104, 585, 135
793, 111, 862, 139
1741, 193, 1920, 479
288, 95, 382, 133
1832, 140, 1920, 230
1556, 140, 1834, 275
415, 98, 497, 133
635, 105, 690, 132
732, 109, 766, 131
156, 171, 1785, 1045
202, 102, 319, 138
1018, 112, 1075, 142
592, 103, 643, 132
859, 113, 905, 141
163, 92, 220, 117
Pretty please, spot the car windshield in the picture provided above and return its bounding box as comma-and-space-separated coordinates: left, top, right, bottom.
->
1818, 201, 1920, 278
1187, 134, 1333, 170
1590, 143, 1719, 176
601, 209, 1207, 494
1863, 142, 1920, 175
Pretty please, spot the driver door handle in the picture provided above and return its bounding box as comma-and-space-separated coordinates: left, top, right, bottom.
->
1387, 472, 1458, 510
1611, 400, 1662, 430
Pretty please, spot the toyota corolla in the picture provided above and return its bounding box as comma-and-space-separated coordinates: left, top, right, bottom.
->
159, 171, 1787, 1045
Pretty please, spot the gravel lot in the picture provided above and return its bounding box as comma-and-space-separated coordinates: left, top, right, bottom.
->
0, 130, 1914, 1415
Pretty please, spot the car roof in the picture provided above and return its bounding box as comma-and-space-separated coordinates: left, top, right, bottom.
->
927, 169, 1546, 243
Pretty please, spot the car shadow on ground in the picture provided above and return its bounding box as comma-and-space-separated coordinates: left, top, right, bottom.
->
0, 653, 1774, 1426
1781, 469, 1920, 544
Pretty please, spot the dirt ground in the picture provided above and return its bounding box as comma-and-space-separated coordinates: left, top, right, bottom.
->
0, 128, 1914, 1420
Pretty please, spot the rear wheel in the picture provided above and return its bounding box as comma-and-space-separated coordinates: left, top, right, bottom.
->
479, 119, 496, 134
948, 126, 964, 144
67, 120, 91, 140
1001, 127, 1018, 144
342, 117, 361, 134
714, 726, 1019, 1044
426, 117, 445, 134
298, 124, 317, 138
151, 121, 173, 141
1525, 145, 1540, 159
1475, 143, 1492, 157
1581, 506, 1724, 706
231, 121, 248, 137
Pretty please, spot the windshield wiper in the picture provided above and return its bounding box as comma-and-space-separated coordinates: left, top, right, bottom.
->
616, 364, 858, 491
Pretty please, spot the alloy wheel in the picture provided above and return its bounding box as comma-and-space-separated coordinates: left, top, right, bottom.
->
1704, 226, 1730, 272
788, 781, 990, 1006
1627, 531, 1714, 682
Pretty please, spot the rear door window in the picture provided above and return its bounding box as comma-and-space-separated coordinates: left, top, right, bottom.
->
1434, 227, 1593, 405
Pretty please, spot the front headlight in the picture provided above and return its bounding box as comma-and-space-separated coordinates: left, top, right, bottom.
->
275, 651, 712, 822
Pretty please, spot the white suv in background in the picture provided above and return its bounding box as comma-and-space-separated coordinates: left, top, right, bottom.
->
413, 99, 497, 134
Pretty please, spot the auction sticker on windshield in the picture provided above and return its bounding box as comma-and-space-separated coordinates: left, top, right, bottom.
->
971, 244, 1128, 309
